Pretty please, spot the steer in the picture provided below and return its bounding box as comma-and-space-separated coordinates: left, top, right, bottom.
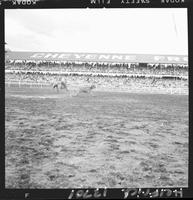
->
78, 85, 96, 94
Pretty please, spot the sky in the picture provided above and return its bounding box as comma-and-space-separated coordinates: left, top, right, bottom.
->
5, 8, 188, 55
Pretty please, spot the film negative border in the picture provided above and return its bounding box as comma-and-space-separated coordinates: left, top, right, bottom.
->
0, 0, 192, 8
0, 0, 193, 199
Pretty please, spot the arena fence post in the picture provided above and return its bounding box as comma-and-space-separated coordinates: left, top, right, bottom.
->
180, 78, 182, 94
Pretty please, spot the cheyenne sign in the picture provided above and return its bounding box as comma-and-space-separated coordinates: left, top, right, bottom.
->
6, 52, 188, 64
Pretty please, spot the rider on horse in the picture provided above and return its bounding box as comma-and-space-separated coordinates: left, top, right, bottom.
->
52, 77, 68, 92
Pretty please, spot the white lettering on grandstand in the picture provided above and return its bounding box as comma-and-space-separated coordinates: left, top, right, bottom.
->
85, 54, 97, 59
30, 53, 45, 59
112, 55, 123, 60
44, 54, 59, 59
58, 54, 71, 59
154, 56, 165, 61
74, 54, 86, 59
183, 57, 188, 62
9, 52, 188, 64
98, 55, 111, 60
167, 56, 180, 62
124, 55, 136, 61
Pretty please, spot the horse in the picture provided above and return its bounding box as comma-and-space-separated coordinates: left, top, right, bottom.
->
52, 80, 68, 92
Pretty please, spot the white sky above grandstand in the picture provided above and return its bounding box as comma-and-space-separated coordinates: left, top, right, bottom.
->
5, 8, 188, 55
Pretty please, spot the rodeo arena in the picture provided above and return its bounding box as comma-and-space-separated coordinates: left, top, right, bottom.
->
5, 51, 188, 94
5, 51, 189, 188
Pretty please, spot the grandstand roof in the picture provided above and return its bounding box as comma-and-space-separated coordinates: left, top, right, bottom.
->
5, 51, 188, 64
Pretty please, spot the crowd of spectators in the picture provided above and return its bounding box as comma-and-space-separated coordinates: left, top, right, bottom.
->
5, 59, 188, 94
5, 60, 188, 77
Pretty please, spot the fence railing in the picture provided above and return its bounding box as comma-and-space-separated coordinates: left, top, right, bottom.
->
5, 81, 50, 88
5, 81, 188, 95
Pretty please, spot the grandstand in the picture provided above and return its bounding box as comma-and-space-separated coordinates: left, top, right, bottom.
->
5, 51, 188, 94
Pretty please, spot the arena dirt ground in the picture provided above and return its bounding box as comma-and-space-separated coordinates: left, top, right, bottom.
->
5, 86, 188, 188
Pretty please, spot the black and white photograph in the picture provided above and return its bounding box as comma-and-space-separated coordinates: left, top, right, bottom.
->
5, 8, 188, 188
